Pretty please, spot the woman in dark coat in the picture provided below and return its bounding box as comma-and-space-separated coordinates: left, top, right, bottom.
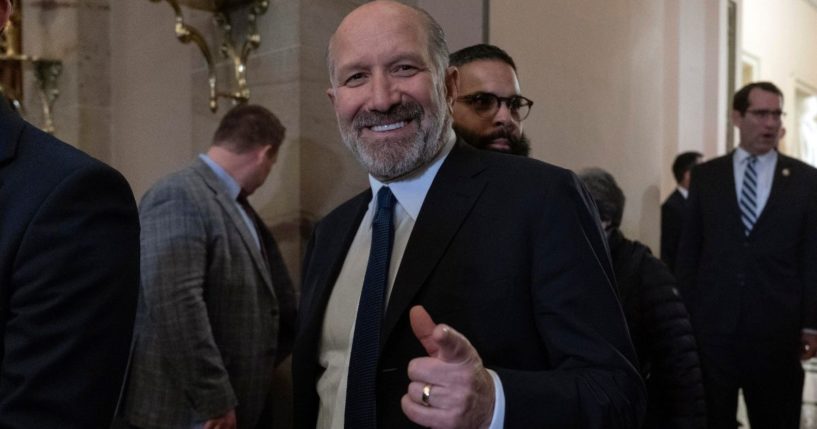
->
579, 168, 706, 429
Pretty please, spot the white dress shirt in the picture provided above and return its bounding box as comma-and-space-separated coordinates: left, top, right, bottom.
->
199, 154, 261, 250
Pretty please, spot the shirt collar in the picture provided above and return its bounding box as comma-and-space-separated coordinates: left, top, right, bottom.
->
735, 146, 777, 165
367, 129, 456, 221
677, 186, 689, 199
199, 153, 242, 201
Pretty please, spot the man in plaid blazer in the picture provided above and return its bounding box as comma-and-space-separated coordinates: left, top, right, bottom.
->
124, 104, 296, 429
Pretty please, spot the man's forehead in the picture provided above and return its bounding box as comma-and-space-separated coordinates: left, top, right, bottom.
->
748, 88, 783, 106
458, 60, 520, 94
330, 17, 430, 69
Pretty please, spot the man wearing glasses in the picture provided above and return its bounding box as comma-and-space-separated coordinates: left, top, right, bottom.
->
676, 81, 817, 428
450, 44, 533, 156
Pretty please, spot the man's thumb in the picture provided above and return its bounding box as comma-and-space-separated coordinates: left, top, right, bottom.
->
410, 305, 471, 362
410, 305, 441, 356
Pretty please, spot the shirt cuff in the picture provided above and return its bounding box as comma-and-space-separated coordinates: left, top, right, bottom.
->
803, 328, 817, 335
486, 369, 505, 429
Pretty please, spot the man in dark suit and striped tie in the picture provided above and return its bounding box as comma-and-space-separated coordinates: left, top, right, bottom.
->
676, 81, 817, 428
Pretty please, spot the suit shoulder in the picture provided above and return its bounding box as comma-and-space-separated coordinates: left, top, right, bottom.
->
7, 126, 134, 211
478, 151, 578, 193
696, 153, 731, 172
140, 163, 208, 205
779, 153, 817, 176
17, 125, 125, 181
482, 150, 570, 175
315, 190, 370, 229
661, 191, 682, 209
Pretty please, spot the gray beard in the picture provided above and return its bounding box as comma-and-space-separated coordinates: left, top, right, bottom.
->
339, 99, 450, 181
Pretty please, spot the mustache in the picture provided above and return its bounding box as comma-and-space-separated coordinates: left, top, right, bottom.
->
485, 127, 516, 141
353, 102, 423, 129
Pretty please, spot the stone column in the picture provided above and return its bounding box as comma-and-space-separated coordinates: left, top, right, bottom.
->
22, 0, 112, 163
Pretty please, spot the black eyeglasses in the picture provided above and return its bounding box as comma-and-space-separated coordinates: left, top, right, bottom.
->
456, 92, 534, 121
746, 109, 785, 120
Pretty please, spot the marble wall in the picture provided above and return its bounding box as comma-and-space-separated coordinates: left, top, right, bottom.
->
22, 0, 112, 163
18, 0, 486, 290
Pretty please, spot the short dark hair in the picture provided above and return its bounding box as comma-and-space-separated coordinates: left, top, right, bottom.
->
671, 151, 702, 184
212, 104, 285, 153
578, 167, 625, 229
733, 81, 784, 114
449, 43, 516, 71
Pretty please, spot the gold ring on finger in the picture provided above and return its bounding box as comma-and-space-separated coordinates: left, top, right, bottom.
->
421, 384, 432, 407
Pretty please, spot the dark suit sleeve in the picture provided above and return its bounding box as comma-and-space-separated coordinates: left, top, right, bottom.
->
262, 230, 297, 365
675, 172, 702, 305
800, 177, 817, 330
660, 197, 681, 271
0, 164, 139, 428
496, 172, 645, 428
138, 183, 238, 418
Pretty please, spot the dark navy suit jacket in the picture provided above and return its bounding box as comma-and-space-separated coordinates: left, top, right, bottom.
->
294, 141, 645, 428
676, 151, 817, 340
661, 188, 686, 271
0, 101, 140, 428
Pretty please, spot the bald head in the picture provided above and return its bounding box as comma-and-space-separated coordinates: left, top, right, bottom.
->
327, 1, 448, 87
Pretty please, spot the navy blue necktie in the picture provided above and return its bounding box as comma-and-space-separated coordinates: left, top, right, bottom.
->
739, 156, 758, 236
345, 186, 396, 428
237, 192, 270, 269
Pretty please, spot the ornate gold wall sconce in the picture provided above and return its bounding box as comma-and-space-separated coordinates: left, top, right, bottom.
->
0, 4, 62, 134
150, 0, 268, 112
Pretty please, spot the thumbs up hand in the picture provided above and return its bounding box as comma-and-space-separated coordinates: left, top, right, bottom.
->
400, 306, 495, 429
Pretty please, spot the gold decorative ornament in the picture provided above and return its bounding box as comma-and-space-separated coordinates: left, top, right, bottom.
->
149, 0, 268, 112
0, 3, 63, 134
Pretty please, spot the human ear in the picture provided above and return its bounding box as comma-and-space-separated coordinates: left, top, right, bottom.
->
445, 66, 458, 110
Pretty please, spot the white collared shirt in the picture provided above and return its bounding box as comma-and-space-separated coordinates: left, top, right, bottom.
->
733, 147, 777, 217
199, 154, 261, 249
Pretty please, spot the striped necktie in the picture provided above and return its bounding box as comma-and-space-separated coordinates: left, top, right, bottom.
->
739, 155, 758, 236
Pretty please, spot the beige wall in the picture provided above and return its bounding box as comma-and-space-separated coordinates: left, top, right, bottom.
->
104, 0, 483, 284
22, 0, 114, 165
491, 0, 729, 249
741, 0, 817, 156
19, 0, 817, 260
106, 0, 373, 287
419, 0, 485, 51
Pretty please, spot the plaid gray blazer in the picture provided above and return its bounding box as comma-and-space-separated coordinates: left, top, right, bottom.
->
124, 159, 293, 428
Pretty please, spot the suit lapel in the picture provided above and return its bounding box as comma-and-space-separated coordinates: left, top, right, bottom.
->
715, 152, 746, 239
300, 192, 370, 354
752, 154, 793, 234
192, 160, 274, 292
382, 142, 488, 345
